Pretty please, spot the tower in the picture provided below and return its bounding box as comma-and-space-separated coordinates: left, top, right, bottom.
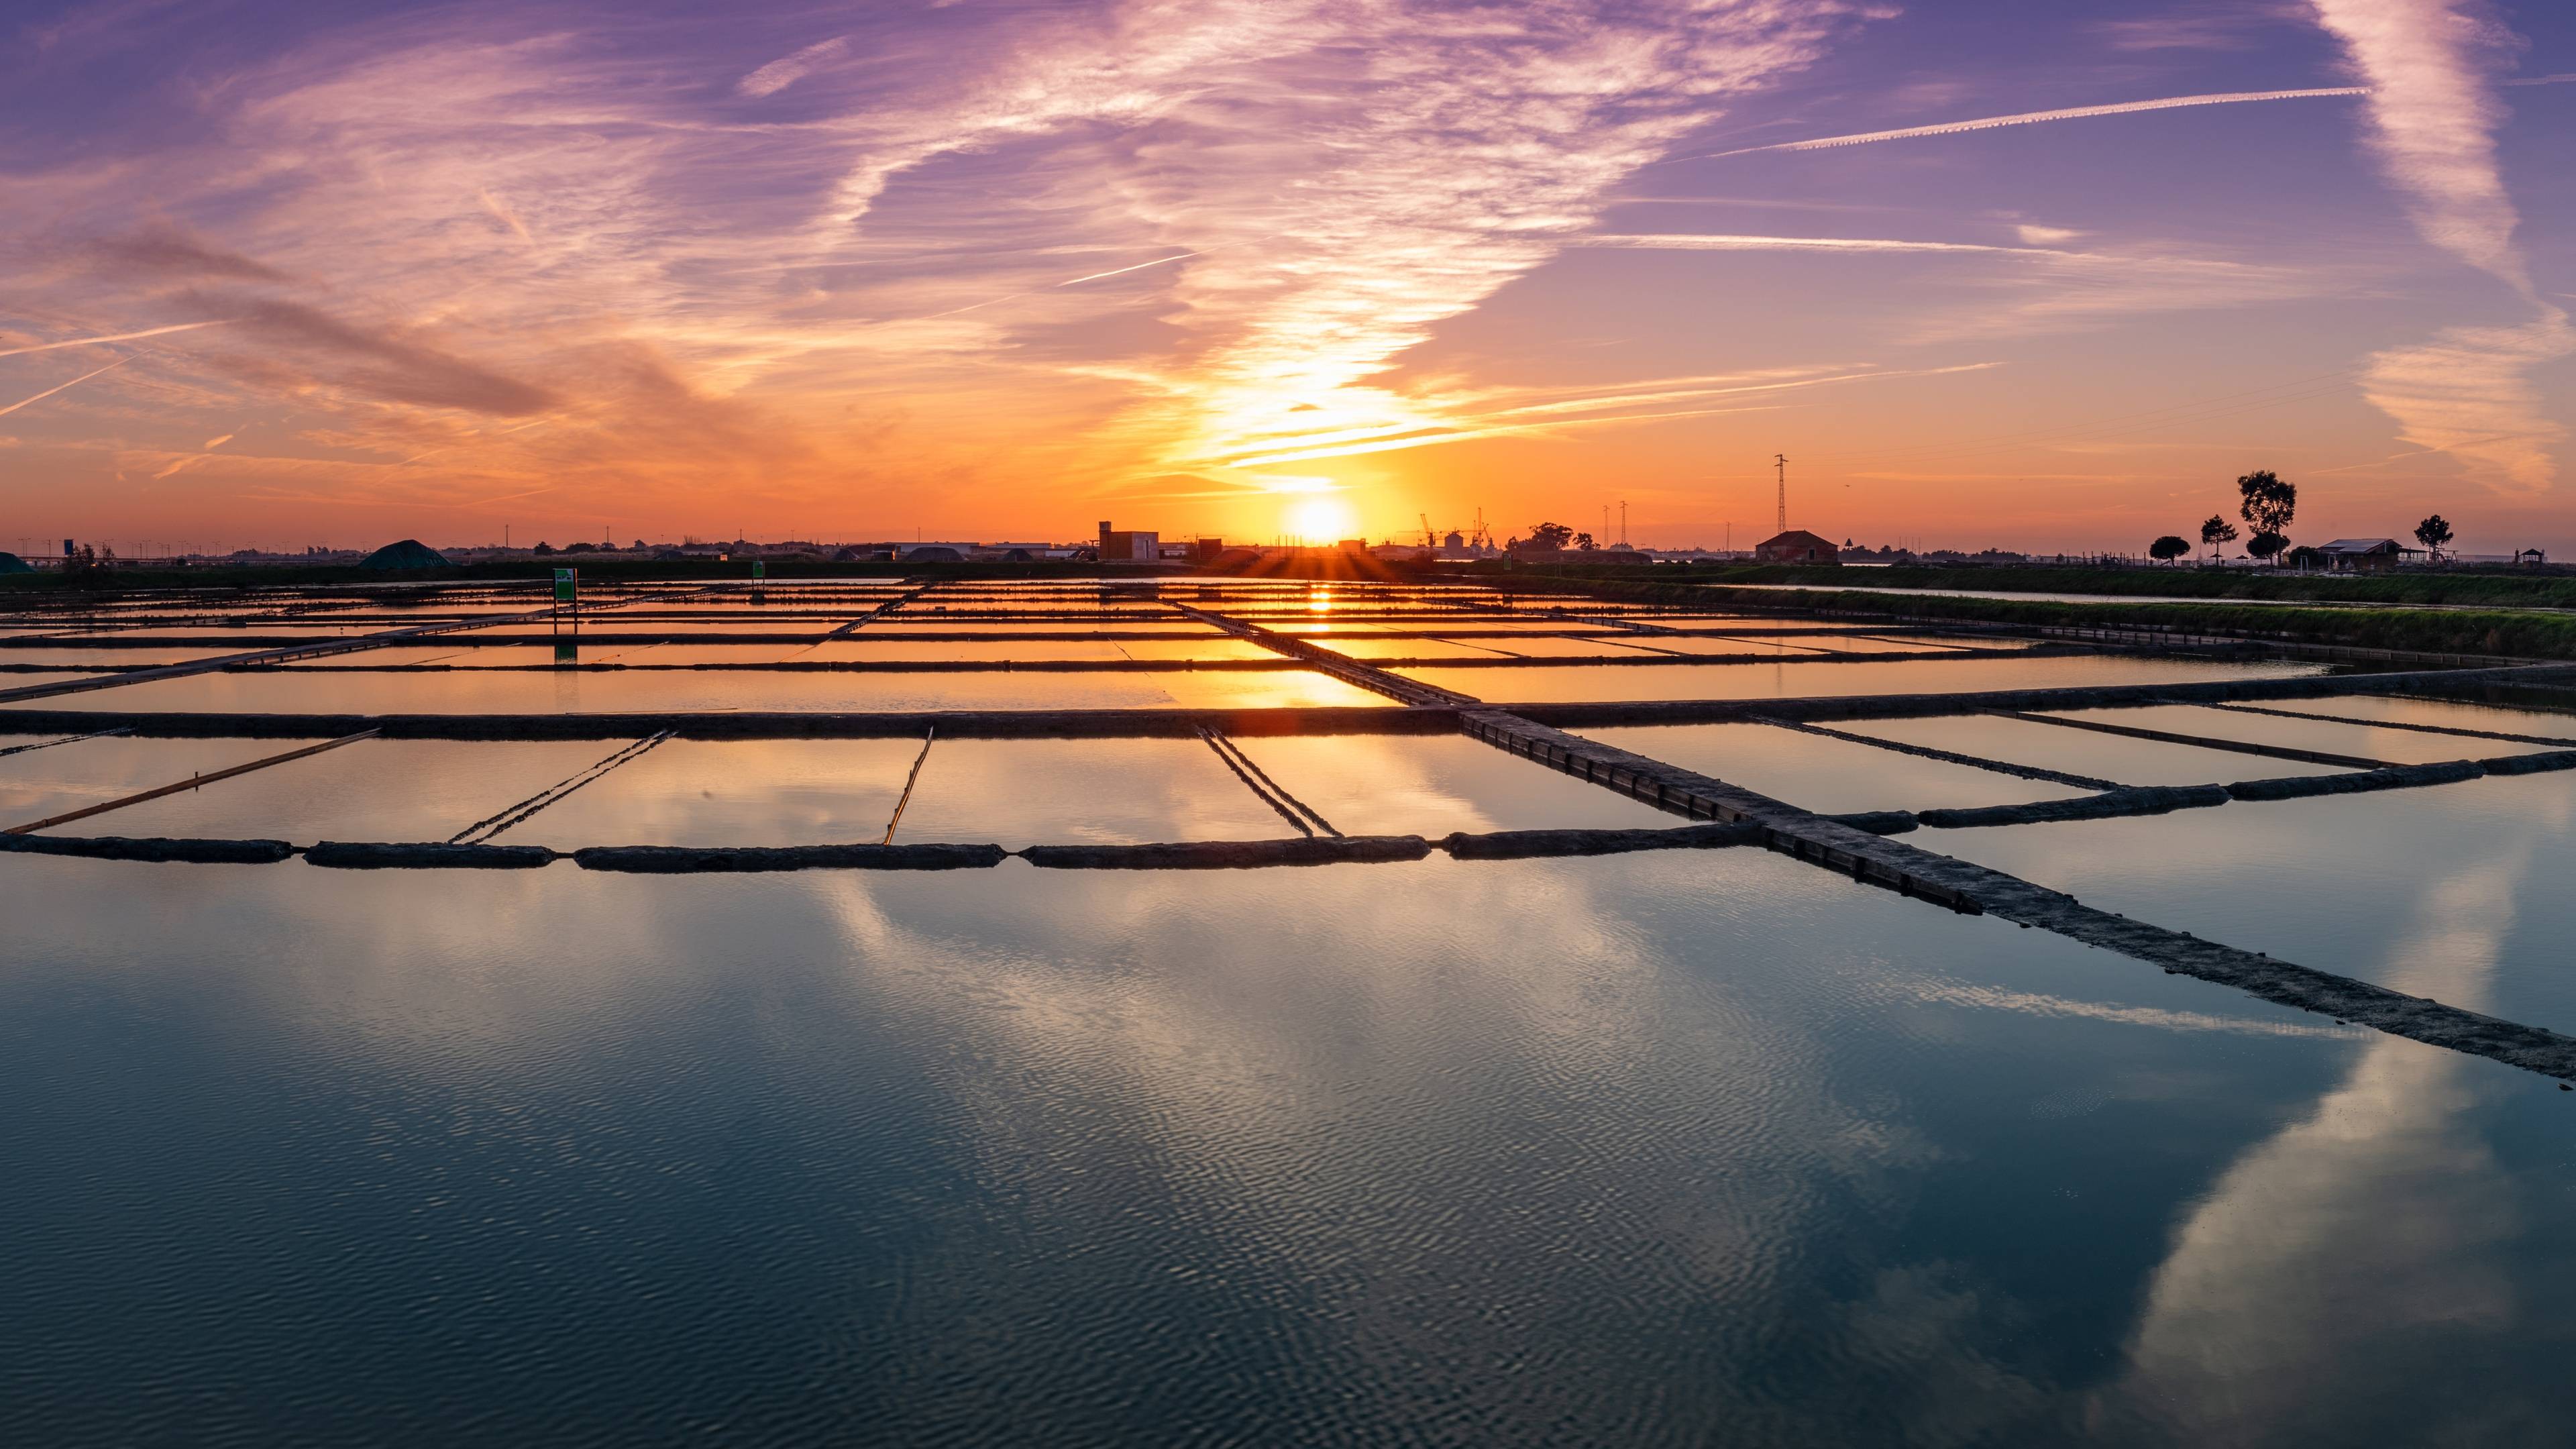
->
1774, 454, 1786, 533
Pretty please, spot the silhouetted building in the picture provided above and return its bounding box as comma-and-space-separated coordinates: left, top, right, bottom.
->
1097, 520, 1160, 562
2312, 538, 2404, 572
1754, 530, 1839, 564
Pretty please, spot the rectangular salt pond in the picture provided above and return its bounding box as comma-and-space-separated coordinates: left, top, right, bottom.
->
796, 637, 1279, 663
2049, 702, 2565, 767
2249, 694, 2576, 743
1397, 655, 2328, 703
484, 738, 930, 847
1577, 722, 2093, 814
1831, 713, 2353, 787
8, 666, 1394, 713
1326, 638, 1527, 660
879, 738, 1326, 847
863, 621, 1227, 635
478, 735, 1658, 849
51, 739, 622, 841
0, 648, 232, 666
1931, 767, 2576, 1030
10, 849, 2575, 1444
1195, 734, 1673, 836
1, 733, 337, 827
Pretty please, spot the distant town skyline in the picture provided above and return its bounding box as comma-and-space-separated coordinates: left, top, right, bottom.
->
3, 0, 2571, 553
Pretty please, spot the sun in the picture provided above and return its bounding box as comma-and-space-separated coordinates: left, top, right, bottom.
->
1285, 496, 1358, 543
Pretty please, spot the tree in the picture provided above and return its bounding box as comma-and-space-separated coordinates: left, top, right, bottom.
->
2149, 535, 2190, 564
1525, 522, 1574, 550
2200, 515, 2238, 563
2414, 514, 2454, 561
2237, 470, 2296, 564
532, 541, 555, 555
1573, 532, 1597, 551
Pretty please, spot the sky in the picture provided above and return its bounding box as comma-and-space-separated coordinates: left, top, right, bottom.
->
1, 0, 2571, 555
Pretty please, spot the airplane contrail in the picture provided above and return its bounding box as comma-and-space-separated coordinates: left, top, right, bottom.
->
0, 356, 133, 418
1053, 251, 1206, 286
1668, 88, 2368, 163
1668, 74, 2576, 164
918, 249, 1214, 321
0, 319, 235, 358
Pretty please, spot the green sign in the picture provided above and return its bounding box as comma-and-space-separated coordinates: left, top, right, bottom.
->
553, 567, 576, 602
752, 559, 765, 582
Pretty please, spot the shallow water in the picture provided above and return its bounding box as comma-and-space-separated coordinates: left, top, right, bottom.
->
13, 578, 2576, 1446
1, 666, 1394, 714
2051, 702, 2561, 767
1831, 714, 2352, 788
1396, 656, 2326, 704
5, 849, 2573, 1446
1578, 722, 2092, 814
1934, 767, 2576, 1030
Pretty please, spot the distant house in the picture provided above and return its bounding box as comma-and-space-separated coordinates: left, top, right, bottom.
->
1095, 521, 1160, 562
2312, 538, 2406, 572
1505, 545, 1652, 565
1753, 530, 1839, 564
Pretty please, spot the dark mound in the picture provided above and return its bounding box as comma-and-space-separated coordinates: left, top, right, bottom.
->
0, 552, 30, 574
359, 538, 449, 570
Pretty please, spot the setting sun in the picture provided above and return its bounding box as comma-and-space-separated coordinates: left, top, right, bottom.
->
1283, 496, 1358, 543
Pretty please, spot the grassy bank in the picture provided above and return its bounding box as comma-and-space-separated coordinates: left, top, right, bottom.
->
1466, 560, 2576, 609
1525, 577, 2576, 661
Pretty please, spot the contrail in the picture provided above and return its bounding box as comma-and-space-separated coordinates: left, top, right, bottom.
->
1670, 88, 2367, 162
1054, 251, 1205, 287
1668, 74, 2576, 164
1580, 233, 2054, 256
919, 250, 1213, 321
0, 356, 132, 418
0, 319, 235, 358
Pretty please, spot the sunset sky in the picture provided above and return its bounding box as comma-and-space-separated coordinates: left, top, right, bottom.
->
2, 0, 2570, 555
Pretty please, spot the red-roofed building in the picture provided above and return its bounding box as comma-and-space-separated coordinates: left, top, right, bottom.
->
1754, 530, 1839, 564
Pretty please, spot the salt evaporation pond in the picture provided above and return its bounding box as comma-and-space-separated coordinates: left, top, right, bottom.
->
11, 574, 2576, 1445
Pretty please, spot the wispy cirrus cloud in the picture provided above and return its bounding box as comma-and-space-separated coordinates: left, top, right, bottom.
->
736, 36, 846, 97
2310, 0, 2569, 492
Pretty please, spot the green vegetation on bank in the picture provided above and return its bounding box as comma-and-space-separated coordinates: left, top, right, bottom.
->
1517, 577, 2576, 662
1473, 561, 2576, 610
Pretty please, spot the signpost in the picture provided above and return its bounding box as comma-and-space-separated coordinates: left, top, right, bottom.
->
552, 567, 578, 654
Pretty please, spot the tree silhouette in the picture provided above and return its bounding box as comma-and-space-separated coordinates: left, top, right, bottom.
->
2414, 514, 2454, 561
1525, 522, 1574, 550
2200, 515, 2238, 563
1573, 532, 1597, 551
2237, 470, 2296, 564
2149, 535, 2190, 564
